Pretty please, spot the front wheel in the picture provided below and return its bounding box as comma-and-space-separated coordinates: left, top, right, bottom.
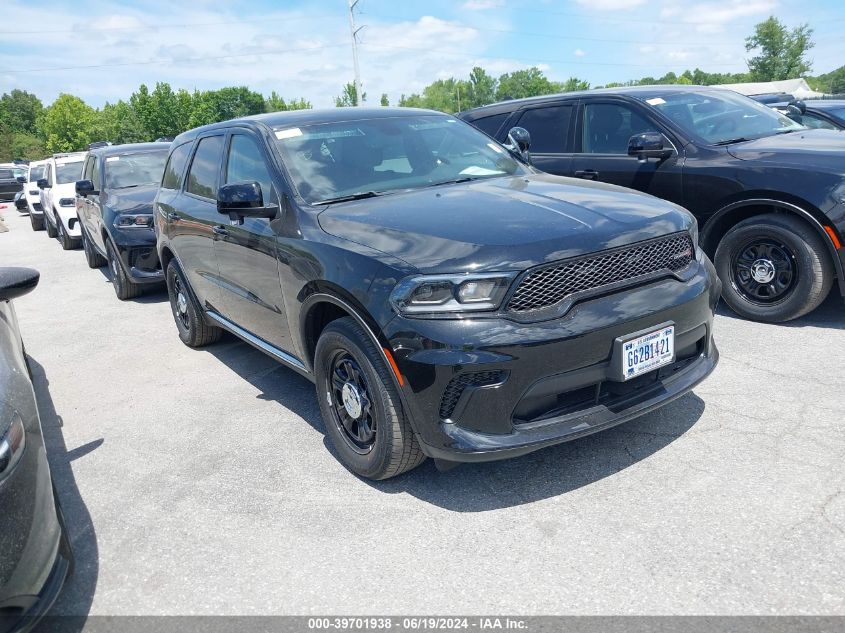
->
30, 212, 44, 231
106, 239, 140, 300
82, 229, 106, 268
315, 317, 425, 480
57, 217, 76, 250
715, 213, 834, 322
165, 261, 222, 347
45, 209, 58, 238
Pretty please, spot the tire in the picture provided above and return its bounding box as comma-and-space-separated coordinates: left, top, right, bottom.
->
57, 217, 77, 250
715, 213, 834, 322
165, 260, 222, 347
30, 212, 44, 231
82, 228, 106, 268
315, 317, 425, 480
45, 209, 58, 238
106, 239, 141, 300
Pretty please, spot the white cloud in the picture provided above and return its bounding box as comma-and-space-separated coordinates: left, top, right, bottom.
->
462, 0, 505, 9
574, 49, 586, 57
575, 0, 646, 10
668, 50, 691, 61
660, 0, 777, 33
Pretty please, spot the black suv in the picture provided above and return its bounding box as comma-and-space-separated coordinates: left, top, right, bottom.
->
75, 143, 170, 299
459, 86, 845, 323
154, 108, 720, 479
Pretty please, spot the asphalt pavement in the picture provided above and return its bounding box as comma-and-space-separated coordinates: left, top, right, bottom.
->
0, 203, 843, 616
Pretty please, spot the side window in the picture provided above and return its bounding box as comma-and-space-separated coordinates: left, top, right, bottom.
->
515, 105, 573, 153
225, 135, 275, 202
582, 103, 658, 154
91, 158, 101, 191
470, 112, 510, 138
186, 136, 224, 199
800, 113, 837, 130
161, 141, 193, 190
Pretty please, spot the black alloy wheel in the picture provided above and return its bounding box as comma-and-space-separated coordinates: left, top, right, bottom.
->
731, 238, 796, 305
328, 352, 377, 454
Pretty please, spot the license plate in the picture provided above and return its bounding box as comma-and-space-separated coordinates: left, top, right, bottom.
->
621, 325, 675, 380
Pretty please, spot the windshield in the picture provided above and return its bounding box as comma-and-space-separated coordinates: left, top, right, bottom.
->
13, 167, 27, 179
55, 161, 84, 184
28, 165, 45, 181
273, 114, 526, 204
104, 150, 169, 189
640, 90, 804, 144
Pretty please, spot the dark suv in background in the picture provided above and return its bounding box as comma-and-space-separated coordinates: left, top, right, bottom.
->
75, 143, 170, 300
459, 86, 845, 323
154, 107, 719, 480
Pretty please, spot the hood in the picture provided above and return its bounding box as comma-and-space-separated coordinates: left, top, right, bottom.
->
103, 184, 158, 214
52, 182, 77, 199
727, 129, 845, 173
317, 174, 694, 274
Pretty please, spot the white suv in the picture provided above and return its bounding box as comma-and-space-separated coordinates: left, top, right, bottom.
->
39, 153, 86, 249
25, 160, 49, 231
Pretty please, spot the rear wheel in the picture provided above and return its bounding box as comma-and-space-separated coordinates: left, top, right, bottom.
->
165, 261, 222, 347
106, 239, 140, 300
45, 209, 58, 238
82, 229, 106, 268
715, 213, 834, 322
30, 212, 44, 231
315, 317, 425, 480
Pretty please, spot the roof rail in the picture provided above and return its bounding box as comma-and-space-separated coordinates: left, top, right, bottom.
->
52, 151, 86, 159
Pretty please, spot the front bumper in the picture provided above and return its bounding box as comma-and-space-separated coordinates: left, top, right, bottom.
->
113, 234, 163, 284
384, 252, 721, 463
54, 207, 81, 238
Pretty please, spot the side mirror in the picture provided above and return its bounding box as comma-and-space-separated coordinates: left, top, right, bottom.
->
505, 126, 531, 162
36, 178, 49, 190
628, 132, 672, 161
76, 179, 96, 196
16, 176, 26, 184
217, 182, 277, 219
788, 99, 807, 115
14, 193, 27, 211
0, 267, 40, 302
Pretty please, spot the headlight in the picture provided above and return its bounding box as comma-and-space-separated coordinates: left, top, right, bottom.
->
59, 197, 75, 207
115, 214, 153, 228
0, 414, 25, 479
390, 273, 515, 316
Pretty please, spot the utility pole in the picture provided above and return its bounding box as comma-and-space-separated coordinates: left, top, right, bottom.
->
348, 0, 364, 106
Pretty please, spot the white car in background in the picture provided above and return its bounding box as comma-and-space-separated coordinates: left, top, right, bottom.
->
25, 159, 49, 231
39, 152, 86, 249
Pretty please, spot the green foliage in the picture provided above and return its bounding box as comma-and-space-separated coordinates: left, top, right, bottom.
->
467, 66, 496, 108
0, 131, 46, 162
745, 16, 814, 81
807, 65, 845, 94
335, 82, 365, 107
0, 90, 43, 134
560, 77, 590, 92
495, 67, 558, 101
380, 93, 389, 107
39, 93, 98, 152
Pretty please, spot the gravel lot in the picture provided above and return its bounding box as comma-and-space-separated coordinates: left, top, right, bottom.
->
1, 203, 844, 617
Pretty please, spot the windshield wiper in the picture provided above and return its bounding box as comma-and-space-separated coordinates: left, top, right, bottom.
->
431, 177, 479, 187
312, 191, 382, 205
712, 137, 753, 146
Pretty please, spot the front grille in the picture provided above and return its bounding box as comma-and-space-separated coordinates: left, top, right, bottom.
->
439, 371, 506, 419
507, 233, 694, 314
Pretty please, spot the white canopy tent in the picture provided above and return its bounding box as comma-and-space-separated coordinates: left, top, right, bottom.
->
718, 78, 824, 99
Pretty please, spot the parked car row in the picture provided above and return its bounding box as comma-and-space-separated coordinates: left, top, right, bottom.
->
8, 84, 842, 484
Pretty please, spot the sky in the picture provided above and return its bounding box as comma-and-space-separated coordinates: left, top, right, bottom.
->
1, 0, 843, 109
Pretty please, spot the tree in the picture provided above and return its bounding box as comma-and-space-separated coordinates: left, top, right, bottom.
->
495, 67, 558, 101
286, 97, 312, 110
559, 77, 590, 92
808, 65, 845, 94
380, 93, 389, 107
0, 90, 43, 134
467, 66, 497, 108
745, 16, 814, 81
265, 91, 288, 112
335, 82, 365, 107
94, 101, 146, 144
38, 94, 97, 152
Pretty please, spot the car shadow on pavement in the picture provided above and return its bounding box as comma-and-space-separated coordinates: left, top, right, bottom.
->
95, 266, 168, 304
205, 338, 705, 512
716, 292, 844, 330
27, 357, 99, 632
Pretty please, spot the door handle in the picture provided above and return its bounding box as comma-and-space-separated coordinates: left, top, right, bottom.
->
212, 225, 229, 236
574, 169, 600, 180
166, 212, 180, 222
